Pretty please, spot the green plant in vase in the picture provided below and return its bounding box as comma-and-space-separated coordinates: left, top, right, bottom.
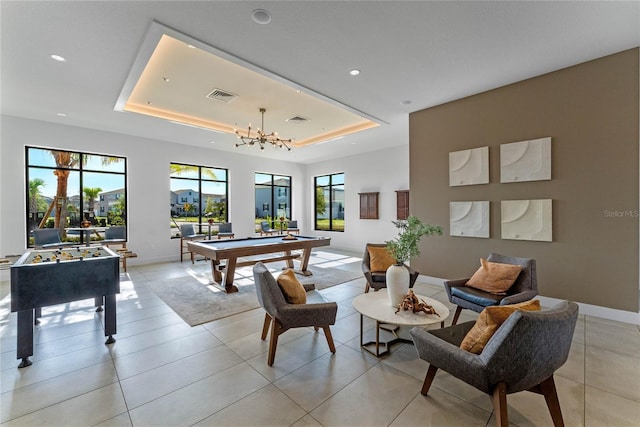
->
385, 215, 442, 306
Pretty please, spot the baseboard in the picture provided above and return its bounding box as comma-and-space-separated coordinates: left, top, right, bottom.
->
420, 275, 640, 326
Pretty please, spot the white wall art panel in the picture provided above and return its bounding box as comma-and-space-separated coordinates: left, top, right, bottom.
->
449, 201, 490, 238
449, 146, 489, 186
501, 199, 552, 242
500, 137, 551, 183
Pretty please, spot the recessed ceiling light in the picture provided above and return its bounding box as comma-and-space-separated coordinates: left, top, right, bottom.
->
186, 44, 195, 49
162, 77, 170, 82
349, 69, 360, 76
56, 112, 66, 117
252, 9, 271, 24
50, 54, 66, 62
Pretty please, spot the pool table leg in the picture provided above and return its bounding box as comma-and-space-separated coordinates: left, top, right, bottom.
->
211, 257, 238, 293
223, 257, 239, 293
211, 259, 223, 283
298, 248, 313, 276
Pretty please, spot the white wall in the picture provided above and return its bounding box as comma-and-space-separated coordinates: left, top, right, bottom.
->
1, 116, 409, 276
304, 147, 410, 253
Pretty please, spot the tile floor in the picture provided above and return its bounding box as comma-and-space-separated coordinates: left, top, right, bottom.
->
1, 248, 639, 426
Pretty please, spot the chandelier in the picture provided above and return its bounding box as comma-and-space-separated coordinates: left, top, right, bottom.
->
235, 108, 293, 151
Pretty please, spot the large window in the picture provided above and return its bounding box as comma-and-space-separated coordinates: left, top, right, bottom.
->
25, 146, 127, 246
255, 173, 291, 230
170, 163, 228, 237
314, 172, 344, 231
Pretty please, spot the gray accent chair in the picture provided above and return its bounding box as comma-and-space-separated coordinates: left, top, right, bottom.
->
179, 224, 206, 263
216, 222, 234, 239
285, 220, 300, 234
102, 226, 126, 244
259, 221, 276, 236
445, 253, 538, 325
410, 300, 579, 427
33, 229, 72, 249
361, 243, 419, 293
102, 226, 137, 272
253, 262, 338, 366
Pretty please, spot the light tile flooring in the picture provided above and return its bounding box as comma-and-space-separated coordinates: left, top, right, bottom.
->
1, 248, 639, 426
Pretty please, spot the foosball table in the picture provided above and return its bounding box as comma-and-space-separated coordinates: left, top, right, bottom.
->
10, 246, 120, 367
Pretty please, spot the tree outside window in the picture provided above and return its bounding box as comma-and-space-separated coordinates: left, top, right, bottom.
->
314, 172, 344, 232
170, 162, 228, 237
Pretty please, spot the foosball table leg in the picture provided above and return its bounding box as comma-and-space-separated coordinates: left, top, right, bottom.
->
18, 357, 32, 368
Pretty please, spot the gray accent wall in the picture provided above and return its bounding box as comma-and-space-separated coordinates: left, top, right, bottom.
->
409, 48, 639, 312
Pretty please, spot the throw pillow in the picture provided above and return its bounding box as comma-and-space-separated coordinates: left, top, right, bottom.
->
277, 269, 307, 304
368, 246, 397, 272
465, 258, 522, 295
460, 299, 541, 354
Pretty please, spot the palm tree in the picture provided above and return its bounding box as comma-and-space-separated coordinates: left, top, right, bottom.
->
50, 151, 80, 231
83, 187, 102, 217
28, 178, 46, 214
42, 151, 122, 233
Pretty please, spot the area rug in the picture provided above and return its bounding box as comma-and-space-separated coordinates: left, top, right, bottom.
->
145, 265, 362, 326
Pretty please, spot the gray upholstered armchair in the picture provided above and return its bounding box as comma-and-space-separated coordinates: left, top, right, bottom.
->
33, 228, 72, 249
410, 300, 578, 427
445, 253, 538, 325
362, 243, 419, 293
253, 262, 338, 366
179, 224, 206, 263
216, 222, 234, 239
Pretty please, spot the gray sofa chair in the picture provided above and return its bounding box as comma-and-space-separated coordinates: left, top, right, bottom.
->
362, 243, 419, 293
179, 223, 206, 263
102, 226, 137, 272
33, 228, 72, 249
253, 262, 338, 366
259, 221, 276, 236
445, 253, 538, 325
285, 220, 300, 234
216, 222, 234, 239
410, 300, 578, 427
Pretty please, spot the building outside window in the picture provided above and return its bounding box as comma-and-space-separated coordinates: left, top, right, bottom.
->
254, 173, 291, 230
25, 146, 127, 246
170, 162, 228, 237
314, 172, 344, 231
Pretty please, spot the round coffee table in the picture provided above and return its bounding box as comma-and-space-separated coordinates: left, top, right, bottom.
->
352, 290, 450, 357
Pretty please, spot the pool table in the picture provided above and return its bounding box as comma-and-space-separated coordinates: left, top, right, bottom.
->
187, 235, 331, 293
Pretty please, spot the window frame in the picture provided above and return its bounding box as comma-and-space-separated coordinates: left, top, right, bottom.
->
25, 146, 128, 247
254, 172, 292, 228
314, 172, 345, 232
170, 162, 229, 237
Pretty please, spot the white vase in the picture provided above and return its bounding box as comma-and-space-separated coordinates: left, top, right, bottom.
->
386, 263, 410, 307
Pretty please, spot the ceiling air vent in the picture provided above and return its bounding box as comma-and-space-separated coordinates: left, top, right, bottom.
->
286, 115, 310, 124
206, 88, 238, 103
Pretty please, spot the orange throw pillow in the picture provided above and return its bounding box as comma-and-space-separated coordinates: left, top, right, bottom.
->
465, 258, 522, 295
460, 299, 541, 354
277, 269, 306, 304
368, 246, 397, 272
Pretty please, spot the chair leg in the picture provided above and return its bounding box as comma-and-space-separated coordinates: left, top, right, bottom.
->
451, 306, 463, 326
364, 282, 370, 293
421, 364, 439, 395
261, 313, 272, 340
539, 376, 565, 427
267, 319, 280, 366
322, 326, 336, 353
491, 382, 509, 427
